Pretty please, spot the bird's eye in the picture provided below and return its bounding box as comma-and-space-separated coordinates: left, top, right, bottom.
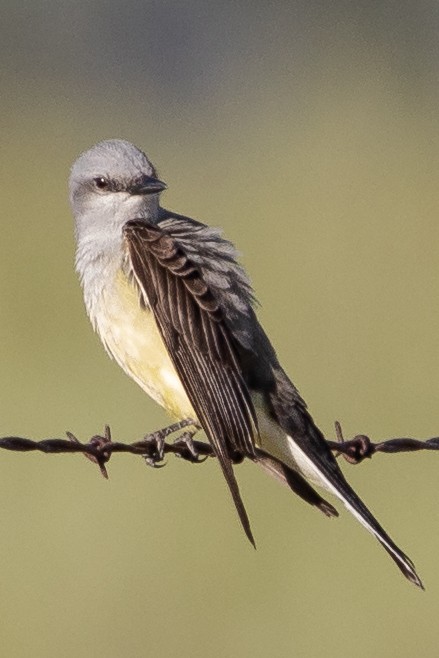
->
93, 177, 109, 190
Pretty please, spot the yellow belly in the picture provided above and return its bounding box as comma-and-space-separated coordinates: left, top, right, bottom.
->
94, 269, 196, 420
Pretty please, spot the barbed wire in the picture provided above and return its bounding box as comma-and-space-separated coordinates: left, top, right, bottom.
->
0, 420, 438, 484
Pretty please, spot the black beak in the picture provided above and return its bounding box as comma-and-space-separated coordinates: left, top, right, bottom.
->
131, 175, 167, 195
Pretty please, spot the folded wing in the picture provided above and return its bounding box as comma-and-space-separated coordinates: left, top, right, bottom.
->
124, 219, 259, 544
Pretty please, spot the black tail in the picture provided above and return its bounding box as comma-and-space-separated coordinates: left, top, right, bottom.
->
270, 384, 423, 588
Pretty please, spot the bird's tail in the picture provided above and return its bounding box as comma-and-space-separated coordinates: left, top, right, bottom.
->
284, 431, 423, 589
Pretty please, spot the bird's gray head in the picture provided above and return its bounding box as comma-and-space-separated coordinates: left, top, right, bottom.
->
69, 139, 166, 245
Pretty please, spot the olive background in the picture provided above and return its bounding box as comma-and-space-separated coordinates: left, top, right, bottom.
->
1, 2, 439, 657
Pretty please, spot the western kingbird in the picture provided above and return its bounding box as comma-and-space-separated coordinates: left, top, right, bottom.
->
69, 139, 422, 588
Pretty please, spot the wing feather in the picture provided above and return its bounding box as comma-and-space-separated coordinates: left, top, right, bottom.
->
124, 219, 259, 544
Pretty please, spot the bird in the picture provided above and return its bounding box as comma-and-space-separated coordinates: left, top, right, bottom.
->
69, 138, 422, 588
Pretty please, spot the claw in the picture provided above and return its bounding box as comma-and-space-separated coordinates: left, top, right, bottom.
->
142, 430, 167, 468
144, 457, 167, 469
174, 431, 207, 463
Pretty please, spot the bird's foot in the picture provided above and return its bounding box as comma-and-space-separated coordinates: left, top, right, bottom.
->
173, 430, 207, 464
142, 418, 200, 468
143, 430, 167, 468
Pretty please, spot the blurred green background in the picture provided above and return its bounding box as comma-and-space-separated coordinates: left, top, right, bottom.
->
1, 1, 439, 656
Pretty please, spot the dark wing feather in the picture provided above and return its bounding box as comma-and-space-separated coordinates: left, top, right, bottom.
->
124, 219, 259, 545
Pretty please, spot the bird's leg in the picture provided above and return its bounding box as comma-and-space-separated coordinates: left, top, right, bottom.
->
143, 418, 199, 467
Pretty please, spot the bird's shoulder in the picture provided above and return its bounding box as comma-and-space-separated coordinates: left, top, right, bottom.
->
152, 210, 258, 349
157, 210, 254, 298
